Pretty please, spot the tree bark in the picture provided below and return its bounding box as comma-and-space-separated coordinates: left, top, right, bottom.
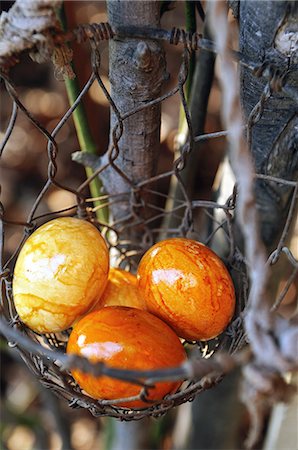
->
104, 2, 165, 447
104, 0, 166, 233
239, 0, 298, 251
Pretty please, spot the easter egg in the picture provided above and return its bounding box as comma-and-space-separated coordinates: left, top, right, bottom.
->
13, 217, 109, 333
93, 268, 146, 310
137, 238, 235, 341
67, 306, 186, 408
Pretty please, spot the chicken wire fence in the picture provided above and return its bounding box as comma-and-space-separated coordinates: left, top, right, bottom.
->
0, 1, 297, 432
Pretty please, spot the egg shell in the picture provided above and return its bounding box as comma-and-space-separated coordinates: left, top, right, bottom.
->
137, 238, 236, 341
93, 268, 146, 310
13, 217, 109, 333
67, 306, 186, 408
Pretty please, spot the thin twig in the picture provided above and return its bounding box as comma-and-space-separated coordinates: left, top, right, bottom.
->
0, 317, 246, 384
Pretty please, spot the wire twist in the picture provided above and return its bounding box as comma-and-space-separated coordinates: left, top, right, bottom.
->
170, 27, 202, 51
74, 22, 114, 44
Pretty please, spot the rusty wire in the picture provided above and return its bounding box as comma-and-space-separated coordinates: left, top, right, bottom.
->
0, 3, 297, 429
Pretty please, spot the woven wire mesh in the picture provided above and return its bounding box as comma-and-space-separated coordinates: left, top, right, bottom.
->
0, 7, 297, 422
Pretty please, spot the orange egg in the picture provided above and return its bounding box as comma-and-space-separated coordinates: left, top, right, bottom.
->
93, 268, 146, 310
13, 217, 109, 333
67, 306, 186, 408
137, 238, 235, 341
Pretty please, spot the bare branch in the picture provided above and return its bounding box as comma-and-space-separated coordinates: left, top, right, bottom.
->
208, 1, 298, 447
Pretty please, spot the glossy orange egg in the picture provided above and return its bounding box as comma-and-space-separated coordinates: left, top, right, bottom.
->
137, 238, 235, 341
67, 306, 186, 408
13, 217, 109, 333
93, 268, 146, 310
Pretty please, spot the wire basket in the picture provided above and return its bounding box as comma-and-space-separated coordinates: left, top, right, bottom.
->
0, 0, 297, 434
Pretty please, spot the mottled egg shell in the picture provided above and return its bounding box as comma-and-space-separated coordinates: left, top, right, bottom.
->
13, 217, 109, 333
92, 268, 146, 310
67, 306, 186, 408
137, 238, 236, 341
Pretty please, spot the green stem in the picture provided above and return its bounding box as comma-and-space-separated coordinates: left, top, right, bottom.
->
178, 0, 197, 136
58, 4, 108, 224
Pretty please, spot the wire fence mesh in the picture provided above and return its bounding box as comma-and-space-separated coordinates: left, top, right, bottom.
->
0, 0, 297, 435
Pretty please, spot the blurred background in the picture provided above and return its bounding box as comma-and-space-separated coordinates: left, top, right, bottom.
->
0, 1, 297, 450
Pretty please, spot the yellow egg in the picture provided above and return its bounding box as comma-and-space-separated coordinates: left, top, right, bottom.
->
93, 268, 146, 310
13, 217, 109, 333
